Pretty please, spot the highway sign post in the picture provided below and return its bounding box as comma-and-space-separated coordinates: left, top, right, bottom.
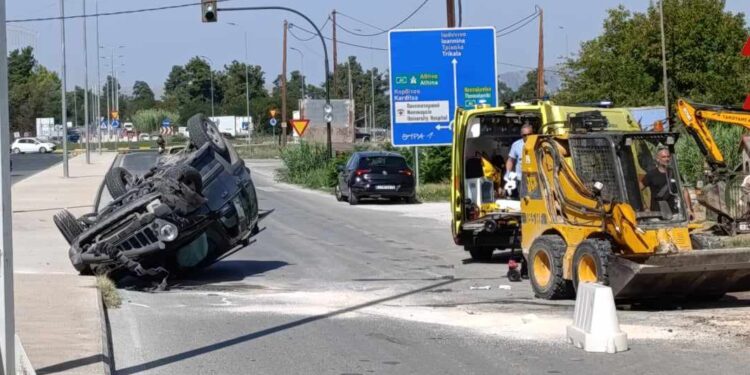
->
388, 27, 497, 147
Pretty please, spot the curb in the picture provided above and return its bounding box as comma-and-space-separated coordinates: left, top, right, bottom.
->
98, 287, 116, 375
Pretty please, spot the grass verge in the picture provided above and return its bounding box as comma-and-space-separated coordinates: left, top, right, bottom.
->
234, 143, 282, 159
96, 275, 121, 309
418, 183, 450, 202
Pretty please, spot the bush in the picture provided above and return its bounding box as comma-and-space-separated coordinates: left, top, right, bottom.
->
131, 109, 180, 134
418, 182, 450, 202
278, 142, 337, 189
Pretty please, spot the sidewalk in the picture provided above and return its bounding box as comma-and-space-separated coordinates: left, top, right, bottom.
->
13, 152, 116, 374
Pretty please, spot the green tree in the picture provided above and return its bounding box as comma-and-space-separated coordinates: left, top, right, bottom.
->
8, 47, 62, 134
555, 0, 750, 107
515, 69, 547, 100
162, 57, 224, 121
497, 80, 516, 104
130, 81, 155, 113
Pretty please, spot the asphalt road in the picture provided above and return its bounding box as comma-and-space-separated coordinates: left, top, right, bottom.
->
109, 159, 750, 375
11, 153, 62, 184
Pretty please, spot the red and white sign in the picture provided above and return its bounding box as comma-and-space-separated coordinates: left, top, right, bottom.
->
160, 127, 173, 136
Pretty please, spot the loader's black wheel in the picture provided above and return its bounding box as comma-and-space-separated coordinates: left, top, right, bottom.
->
54, 210, 84, 245
572, 238, 612, 291
187, 114, 229, 159
105, 167, 134, 198
529, 235, 573, 299
467, 246, 494, 262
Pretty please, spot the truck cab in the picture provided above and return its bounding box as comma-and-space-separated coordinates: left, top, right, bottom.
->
451, 101, 641, 260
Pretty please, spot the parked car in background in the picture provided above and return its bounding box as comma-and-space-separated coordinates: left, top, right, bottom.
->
335, 151, 417, 205
11, 137, 57, 154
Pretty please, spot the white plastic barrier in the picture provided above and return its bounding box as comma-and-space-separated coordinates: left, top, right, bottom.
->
566, 283, 628, 353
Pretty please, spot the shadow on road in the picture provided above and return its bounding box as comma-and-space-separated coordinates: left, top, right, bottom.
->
178, 260, 289, 285
115, 278, 459, 375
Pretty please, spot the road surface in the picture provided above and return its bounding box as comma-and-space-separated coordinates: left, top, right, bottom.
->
11, 153, 62, 184
109, 159, 750, 375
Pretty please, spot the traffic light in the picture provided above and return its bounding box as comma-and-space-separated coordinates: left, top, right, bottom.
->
201, 0, 217, 23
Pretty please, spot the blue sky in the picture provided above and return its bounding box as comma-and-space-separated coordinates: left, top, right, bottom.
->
6, 0, 750, 96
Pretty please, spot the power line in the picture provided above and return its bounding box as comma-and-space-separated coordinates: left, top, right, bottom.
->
290, 23, 387, 51
335, 0, 431, 37
498, 62, 563, 75
495, 8, 539, 35
496, 12, 540, 38
7, 0, 236, 23
288, 24, 318, 42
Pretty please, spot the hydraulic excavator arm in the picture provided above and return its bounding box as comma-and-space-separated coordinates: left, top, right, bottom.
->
676, 98, 750, 173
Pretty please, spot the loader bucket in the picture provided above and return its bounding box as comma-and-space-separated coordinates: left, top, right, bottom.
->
608, 248, 750, 300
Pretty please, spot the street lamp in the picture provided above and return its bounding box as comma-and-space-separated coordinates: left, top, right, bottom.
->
198, 55, 215, 117
226, 22, 251, 132
290, 47, 305, 99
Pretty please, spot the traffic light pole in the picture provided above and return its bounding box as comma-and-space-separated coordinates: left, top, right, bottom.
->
217, 6, 333, 158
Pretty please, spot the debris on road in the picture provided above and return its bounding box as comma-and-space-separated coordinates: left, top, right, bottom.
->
470, 285, 491, 290
54, 114, 271, 288
498, 284, 512, 290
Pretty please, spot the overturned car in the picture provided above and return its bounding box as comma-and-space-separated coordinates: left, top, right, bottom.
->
54, 114, 270, 285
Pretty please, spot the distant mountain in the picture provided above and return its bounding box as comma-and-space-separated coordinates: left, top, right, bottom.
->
498, 66, 563, 94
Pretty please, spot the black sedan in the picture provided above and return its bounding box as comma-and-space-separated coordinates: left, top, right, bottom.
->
334, 151, 417, 205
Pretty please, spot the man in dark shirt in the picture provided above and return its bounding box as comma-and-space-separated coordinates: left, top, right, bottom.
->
640, 147, 693, 218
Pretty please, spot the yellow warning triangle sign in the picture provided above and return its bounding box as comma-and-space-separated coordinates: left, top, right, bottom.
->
290, 119, 310, 136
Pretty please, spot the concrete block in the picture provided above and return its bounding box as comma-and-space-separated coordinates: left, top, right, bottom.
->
566, 283, 628, 353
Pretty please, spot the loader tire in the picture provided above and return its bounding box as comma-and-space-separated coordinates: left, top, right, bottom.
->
572, 238, 612, 291
528, 235, 573, 299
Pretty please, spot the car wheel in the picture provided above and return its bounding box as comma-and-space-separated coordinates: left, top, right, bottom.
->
335, 185, 345, 202
407, 192, 418, 204
348, 188, 358, 205
105, 166, 134, 199
173, 165, 203, 193
54, 209, 84, 245
39, 147, 47, 153
187, 114, 229, 158
12, 148, 20, 154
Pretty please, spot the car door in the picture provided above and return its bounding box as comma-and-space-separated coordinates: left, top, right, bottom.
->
30, 139, 41, 152
341, 155, 357, 192
21, 139, 33, 153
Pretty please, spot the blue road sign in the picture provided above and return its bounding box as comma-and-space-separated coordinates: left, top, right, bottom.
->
388, 27, 497, 147
241, 122, 250, 130
100, 119, 108, 129
112, 120, 120, 128
162, 118, 171, 127
269, 118, 278, 127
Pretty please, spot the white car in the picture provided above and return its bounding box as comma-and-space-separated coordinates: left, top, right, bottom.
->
11, 138, 56, 154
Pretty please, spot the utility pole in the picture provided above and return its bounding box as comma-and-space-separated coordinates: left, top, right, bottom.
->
446, 0, 456, 27
60, 0, 69, 178
95, 0, 101, 153
281, 20, 288, 146
332, 10, 338, 94
244, 31, 250, 140
0, 0, 16, 373
83, 0, 90, 164
347, 60, 353, 129
370, 69, 375, 131
536, 6, 545, 99
659, 0, 669, 118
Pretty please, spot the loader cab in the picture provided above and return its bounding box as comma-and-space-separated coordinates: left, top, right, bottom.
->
566, 112, 688, 225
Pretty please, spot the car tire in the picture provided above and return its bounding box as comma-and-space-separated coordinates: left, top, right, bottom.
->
335, 185, 345, 202
12, 148, 20, 154
105, 166, 134, 199
187, 114, 229, 159
39, 147, 47, 153
407, 192, 418, 204
348, 188, 358, 205
171, 165, 203, 193
528, 234, 574, 300
54, 209, 84, 245
467, 246, 494, 261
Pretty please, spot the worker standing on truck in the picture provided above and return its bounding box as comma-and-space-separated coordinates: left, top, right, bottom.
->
505, 123, 534, 198
640, 147, 694, 219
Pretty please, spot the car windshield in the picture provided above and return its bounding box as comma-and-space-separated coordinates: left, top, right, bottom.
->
358, 156, 407, 169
